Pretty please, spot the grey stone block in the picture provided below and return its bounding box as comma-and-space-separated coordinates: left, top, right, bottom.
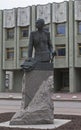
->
10, 76, 54, 125
21, 67, 53, 109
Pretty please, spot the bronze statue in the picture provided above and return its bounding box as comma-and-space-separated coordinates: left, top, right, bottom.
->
10, 19, 55, 125
28, 19, 53, 62
21, 19, 56, 70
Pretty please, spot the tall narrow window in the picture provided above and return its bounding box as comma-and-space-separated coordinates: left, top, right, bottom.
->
78, 43, 81, 56
56, 23, 65, 35
6, 48, 14, 60
20, 27, 29, 38
5, 74, 9, 88
78, 22, 81, 34
55, 45, 66, 57
6, 28, 14, 40
20, 47, 28, 59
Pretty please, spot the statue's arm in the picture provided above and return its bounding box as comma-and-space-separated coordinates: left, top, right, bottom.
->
28, 32, 33, 58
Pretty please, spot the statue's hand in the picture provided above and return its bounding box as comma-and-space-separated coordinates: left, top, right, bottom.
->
52, 51, 57, 57
50, 51, 57, 62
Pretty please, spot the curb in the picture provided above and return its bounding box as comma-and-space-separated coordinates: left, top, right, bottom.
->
0, 93, 81, 102
52, 93, 81, 102
0, 97, 22, 100
0, 97, 81, 102
52, 98, 81, 102
0, 93, 22, 100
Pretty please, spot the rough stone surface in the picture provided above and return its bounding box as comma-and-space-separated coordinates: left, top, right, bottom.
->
21, 69, 53, 109
10, 76, 54, 125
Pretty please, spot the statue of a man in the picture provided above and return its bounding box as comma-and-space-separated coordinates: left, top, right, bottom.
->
28, 19, 53, 62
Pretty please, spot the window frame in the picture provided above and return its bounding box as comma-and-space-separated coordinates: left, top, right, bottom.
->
55, 45, 66, 57
20, 26, 29, 39
6, 28, 14, 40
20, 47, 28, 59
55, 23, 66, 36
77, 21, 81, 34
5, 74, 9, 88
78, 43, 81, 56
6, 48, 14, 60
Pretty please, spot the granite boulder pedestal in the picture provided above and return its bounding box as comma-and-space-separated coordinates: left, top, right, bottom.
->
10, 62, 54, 125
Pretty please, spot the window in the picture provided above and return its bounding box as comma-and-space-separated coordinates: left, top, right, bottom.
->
43, 24, 49, 32
5, 74, 9, 88
20, 27, 29, 38
56, 23, 65, 35
20, 47, 28, 59
6, 74, 9, 79
55, 45, 66, 56
6, 48, 14, 60
78, 43, 81, 56
6, 28, 14, 40
78, 22, 81, 34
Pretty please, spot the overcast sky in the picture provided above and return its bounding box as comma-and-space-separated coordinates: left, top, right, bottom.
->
0, 0, 69, 10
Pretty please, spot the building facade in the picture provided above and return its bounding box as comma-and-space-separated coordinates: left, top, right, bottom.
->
0, 0, 81, 93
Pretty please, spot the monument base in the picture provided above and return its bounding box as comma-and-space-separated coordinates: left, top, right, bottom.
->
21, 62, 53, 109
10, 63, 54, 125
0, 119, 71, 129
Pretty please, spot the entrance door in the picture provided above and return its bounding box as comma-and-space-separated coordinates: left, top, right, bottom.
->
62, 71, 69, 91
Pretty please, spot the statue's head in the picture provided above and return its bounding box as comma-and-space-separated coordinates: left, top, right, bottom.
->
36, 19, 45, 29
